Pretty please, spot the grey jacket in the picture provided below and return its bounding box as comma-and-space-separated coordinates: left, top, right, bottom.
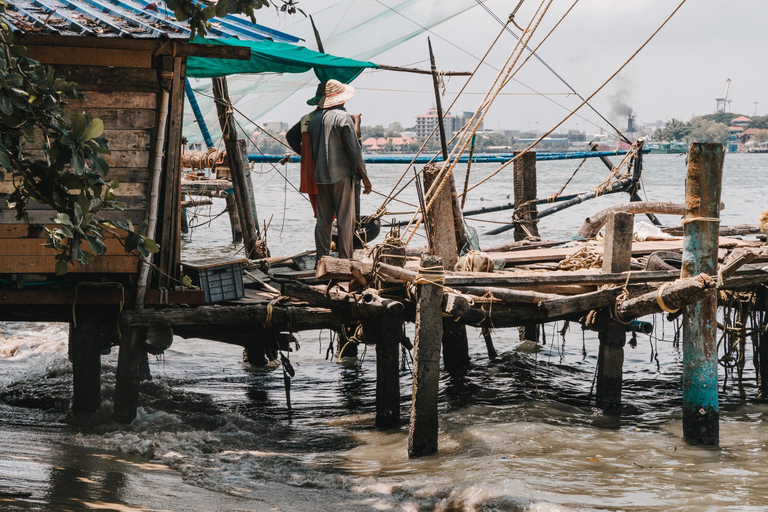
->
308, 106, 366, 185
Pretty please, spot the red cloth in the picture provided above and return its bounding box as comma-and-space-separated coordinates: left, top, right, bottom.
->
299, 112, 319, 216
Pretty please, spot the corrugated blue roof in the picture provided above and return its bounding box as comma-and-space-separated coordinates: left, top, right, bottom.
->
2, 0, 301, 42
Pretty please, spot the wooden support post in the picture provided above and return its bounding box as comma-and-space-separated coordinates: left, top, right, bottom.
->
225, 191, 243, 243
69, 318, 102, 415
681, 142, 723, 445
596, 211, 633, 414
759, 287, 768, 400
514, 150, 540, 344
442, 319, 469, 371
422, 164, 468, 369
408, 254, 444, 457
239, 138, 260, 231
114, 327, 146, 423
481, 327, 498, 361
422, 164, 458, 269
366, 310, 403, 428
212, 76, 260, 258
157, 56, 186, 288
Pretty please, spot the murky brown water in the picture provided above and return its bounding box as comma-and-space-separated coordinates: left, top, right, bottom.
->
2, 154, 768, 511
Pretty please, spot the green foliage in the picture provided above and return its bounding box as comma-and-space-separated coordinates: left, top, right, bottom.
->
362, 124, 387, 139
165, 0, 303, 39
751, 130, 768, 144
656, 118, 691, 142
686, 116, 730, 145
701, 112, 737, 125
656, 117, 729, 145
0, 0, 157, 274
748, 116, 768, 130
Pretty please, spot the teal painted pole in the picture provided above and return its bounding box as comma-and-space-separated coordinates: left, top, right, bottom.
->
185, 79, 215, 150
681, 142, 723, 445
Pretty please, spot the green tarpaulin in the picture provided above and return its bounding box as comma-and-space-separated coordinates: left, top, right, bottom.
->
187, 36, 379, 83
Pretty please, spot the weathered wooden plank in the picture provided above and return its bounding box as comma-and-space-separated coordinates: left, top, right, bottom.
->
156, 56, 185, 287
51, 65, 160, 91
316, 256, 373, 280
0, 255, 139, 273
0, 238, 127, 256
23, 150, 151, 169
64, 91, 157, 110
23, 195, 146, 210
26, 46, 153, 68
0, 210, 146, 223
486, 238, 746, 264
30, 129, 152, 151
103, 167, 151, 183
66, 109, 157, 130
120, 304, 346, 330
0, 180, 146, 197
422, 164, 458, 269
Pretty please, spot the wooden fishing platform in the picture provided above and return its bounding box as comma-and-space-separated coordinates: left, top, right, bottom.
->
0, 2, 763, 456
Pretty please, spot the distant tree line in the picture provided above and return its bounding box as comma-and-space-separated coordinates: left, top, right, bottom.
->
654, 113, 768, 145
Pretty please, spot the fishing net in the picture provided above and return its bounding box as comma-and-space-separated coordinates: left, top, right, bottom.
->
184, 0, 488, 144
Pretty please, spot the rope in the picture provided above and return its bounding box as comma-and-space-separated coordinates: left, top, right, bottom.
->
459, 0, 688, 198
404, 0, 554, 244
610, 271, 633, 325
456, 250, 494, 272
413, 265, 446, 288
557, 247, 603, 271
373, 14, 513, 221
264, 295, 289, 328
682, 217, 721, 226
656, 282, 681, 314
547, 154, 589, 202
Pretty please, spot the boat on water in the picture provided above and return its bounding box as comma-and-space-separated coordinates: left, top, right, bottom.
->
647, 141, 687, 154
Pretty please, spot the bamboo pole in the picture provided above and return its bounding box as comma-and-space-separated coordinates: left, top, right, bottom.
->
212, 77, 260, 258
681, 142, 723, 445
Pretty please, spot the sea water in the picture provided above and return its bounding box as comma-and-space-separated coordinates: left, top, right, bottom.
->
2, 154, 768, 511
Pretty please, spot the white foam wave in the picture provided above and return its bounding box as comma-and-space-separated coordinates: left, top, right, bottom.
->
0, 322, 69, 385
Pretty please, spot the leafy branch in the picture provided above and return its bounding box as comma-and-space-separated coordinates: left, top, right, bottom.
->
0, 0, 301, 275
166, 0, 304, 39
0, 0, 157, 274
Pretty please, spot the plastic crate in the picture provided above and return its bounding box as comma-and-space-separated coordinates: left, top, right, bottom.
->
182, 258, 247, 303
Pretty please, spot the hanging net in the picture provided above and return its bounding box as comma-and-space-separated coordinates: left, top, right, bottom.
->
183, 0, 488, 145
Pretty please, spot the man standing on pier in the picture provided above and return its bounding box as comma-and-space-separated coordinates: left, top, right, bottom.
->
309, 79, 372, 260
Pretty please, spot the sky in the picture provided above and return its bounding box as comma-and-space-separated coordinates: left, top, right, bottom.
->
247, 0, 768, 135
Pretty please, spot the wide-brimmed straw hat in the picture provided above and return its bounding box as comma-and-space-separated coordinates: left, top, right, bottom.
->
317, 79, 355, 109
306, 81, 327, 106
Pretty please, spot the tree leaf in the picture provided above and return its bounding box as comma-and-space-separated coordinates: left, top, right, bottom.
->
143, 238, 160, 253
55, 259, 69, 275
83, 117, 104, 140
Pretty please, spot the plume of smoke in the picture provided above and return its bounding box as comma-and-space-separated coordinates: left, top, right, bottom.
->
608, 87, 634, 119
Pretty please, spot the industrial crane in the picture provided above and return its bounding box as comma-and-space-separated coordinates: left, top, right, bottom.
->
716, 78, 731, 113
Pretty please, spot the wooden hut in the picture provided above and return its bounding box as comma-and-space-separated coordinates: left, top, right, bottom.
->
0, 0, 381, 420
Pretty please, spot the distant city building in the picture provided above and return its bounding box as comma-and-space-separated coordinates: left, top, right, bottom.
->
453, 111, 483, 133
361, 136, 418, 152
261, 121, 289, 135
415, 108, 455, 139
731, 115, 751, 127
